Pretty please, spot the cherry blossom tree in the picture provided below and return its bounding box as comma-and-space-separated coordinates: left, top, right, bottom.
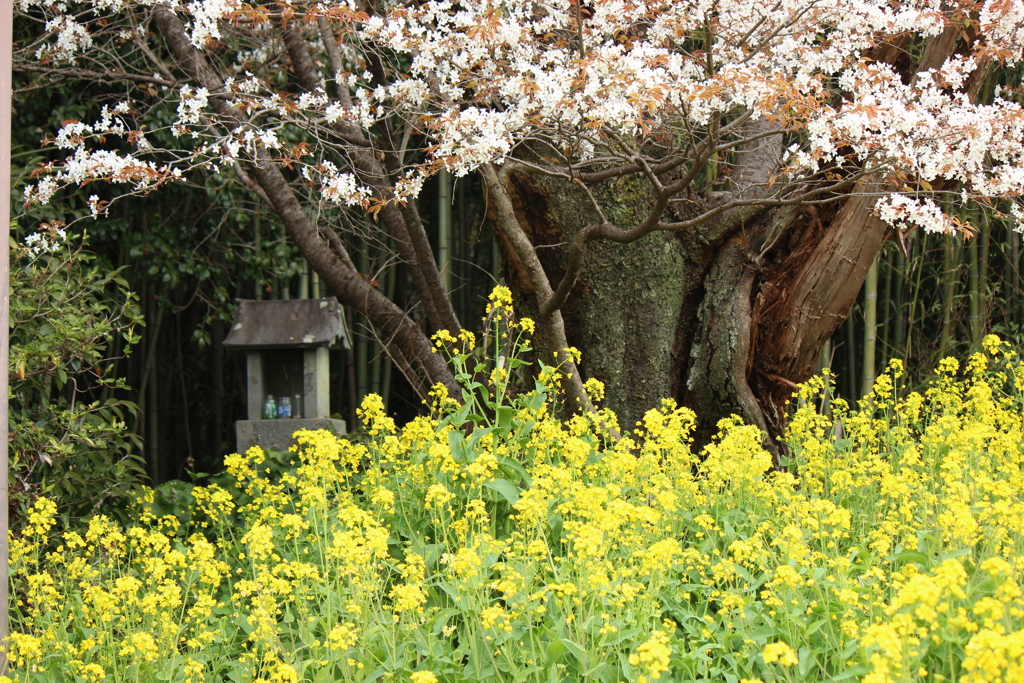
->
15, 0, 1024, 441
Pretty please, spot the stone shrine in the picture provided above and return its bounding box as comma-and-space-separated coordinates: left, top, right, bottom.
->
223, 298, 348, 452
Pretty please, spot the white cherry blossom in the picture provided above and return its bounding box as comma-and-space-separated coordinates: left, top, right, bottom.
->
16, 0, 1024, 236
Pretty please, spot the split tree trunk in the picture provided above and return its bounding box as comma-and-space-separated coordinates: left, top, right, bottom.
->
496, 170, 706, 430
497, 172, 893, 446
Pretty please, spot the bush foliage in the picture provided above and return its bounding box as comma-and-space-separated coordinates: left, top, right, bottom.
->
6, 289, 1024, 683
8, 226, 145, 526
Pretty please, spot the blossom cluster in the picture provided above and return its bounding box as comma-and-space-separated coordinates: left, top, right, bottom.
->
300, 161, 373, 208
22, 223, 68, 258
17, 0, 1024, 233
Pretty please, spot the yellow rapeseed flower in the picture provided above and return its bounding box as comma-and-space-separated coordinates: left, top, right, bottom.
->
762, 641, 798, 666
628, 630, 672, 681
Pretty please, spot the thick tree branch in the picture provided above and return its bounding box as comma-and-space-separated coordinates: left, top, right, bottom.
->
543, 222, 606, 315
575, 109, 754, 184
317, 17, 346, 100
282, 18, 461, 334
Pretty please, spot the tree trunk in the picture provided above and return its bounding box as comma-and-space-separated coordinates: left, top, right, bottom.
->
498, 170, 893, 446
498, 171, 705, 430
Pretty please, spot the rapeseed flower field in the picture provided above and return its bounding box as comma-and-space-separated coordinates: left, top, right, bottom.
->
5, 289, 1024, 682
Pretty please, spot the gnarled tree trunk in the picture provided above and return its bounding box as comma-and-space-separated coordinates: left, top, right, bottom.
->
495, 169, 883, 448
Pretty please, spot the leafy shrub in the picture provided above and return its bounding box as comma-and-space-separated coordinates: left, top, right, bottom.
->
6, 290, 1024, 683
8, 225, 145, 526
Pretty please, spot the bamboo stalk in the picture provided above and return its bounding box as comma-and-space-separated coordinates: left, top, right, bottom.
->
893, 247, 907, 359
861, 255, 879, 397
299, 259, 309, 299
1, 3, 13, 663
938, 236, 956, 359
438, 169, 453, 293
880, 247, 893, 364
904, 233, 927, 362
457, 176, 468, 322
370, 342, 382, 398
969, 226, 981, 349
175, 313, 194, 471
381, 246, 398, 412
212, 317, 224, 455
356, 244, 369, 408
280, 222, 291, 300
816, 339, 832, 373
254, 213, 262, 300
845, 312, 858, 401
817, 340, 833, 416
1009, 221, 1019, 329
145, 298, 164, 483
980, 210, 990, 330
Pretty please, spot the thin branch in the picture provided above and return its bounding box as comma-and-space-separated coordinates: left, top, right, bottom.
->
17, 64, 176, 87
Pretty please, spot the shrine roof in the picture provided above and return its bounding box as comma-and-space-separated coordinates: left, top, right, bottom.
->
223, 298, 349, 349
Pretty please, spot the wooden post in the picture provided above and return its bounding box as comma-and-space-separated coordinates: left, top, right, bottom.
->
1, 0, 14, 670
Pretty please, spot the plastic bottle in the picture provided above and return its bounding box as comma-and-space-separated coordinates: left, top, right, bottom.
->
292, 394, 302, 419
278, 396, 291, 418
263, 394, 277, 419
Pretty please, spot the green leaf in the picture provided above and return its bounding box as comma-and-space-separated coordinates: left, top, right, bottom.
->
887, 550, 929, 567
832, 665, 872, 680
560, 638, 587, 666
545, 639, 567, 665
805, 619, 826, 636
448, 430, 467, 462
599, 627, 642, 647
484, 478, 520, 505
497, 455, 531, 487
798, 645, 813, 676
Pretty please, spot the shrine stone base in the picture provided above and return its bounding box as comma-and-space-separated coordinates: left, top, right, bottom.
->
235, 418, 347, 453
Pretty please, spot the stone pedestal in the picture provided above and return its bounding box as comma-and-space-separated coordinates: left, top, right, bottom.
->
235, 417, 347, 453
